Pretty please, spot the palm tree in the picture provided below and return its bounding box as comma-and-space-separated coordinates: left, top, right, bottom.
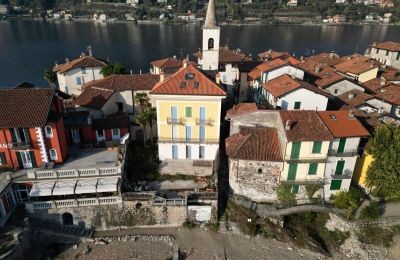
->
44, 68, 57, 87
134, 92, 150, 112
135, 112, 148, 147
144, 107, 157, 145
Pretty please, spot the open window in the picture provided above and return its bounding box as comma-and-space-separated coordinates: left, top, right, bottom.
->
208, 38, 214, 50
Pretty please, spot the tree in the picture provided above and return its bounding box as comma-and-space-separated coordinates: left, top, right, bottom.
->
134, 92, 150, 112
144, 106, 157, 144
365, 124, 400, 197
277, 184, 296, 206
135, 111, 148, 147
44, 68, 57, 86
100, 63, 125, 77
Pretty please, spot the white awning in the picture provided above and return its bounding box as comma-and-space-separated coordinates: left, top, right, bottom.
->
97, 178, 119, 193
52, 180, 77, 196
75, 179, 98, 194
29, 182, 55, 197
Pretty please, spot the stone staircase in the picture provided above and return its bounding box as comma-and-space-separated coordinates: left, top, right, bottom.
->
31, 219, 94, 238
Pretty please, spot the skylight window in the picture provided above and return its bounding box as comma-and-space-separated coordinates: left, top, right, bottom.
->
193, 81, 199, 88
185, 73, 195, 80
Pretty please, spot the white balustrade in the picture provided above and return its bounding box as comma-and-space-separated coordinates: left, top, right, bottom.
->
78, 169, 98, 176
32, 201, 52, 210
55, 199, 75, 208
77, 198, 98, 206
57, 169, 78, 178
99, 167, 118, 175
35, 170, 57, 179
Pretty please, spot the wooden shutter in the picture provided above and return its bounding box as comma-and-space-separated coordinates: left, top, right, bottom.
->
290, 142, 301, 159
330, 180, 342, 190
335, 160, 345, 175
338, 138, 346, 153
308, 163, 318, 175
312, 141, 322, 154
288, 163, 298, 180
16, 152, 23, 168
23, 128, 30, 143
29, 151, 37, 168
9, 128, 16, 142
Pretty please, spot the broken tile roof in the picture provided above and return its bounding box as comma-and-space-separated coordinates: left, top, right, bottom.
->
0, 88, 56, 128
257, 49, 289, 60
381, 67, 400, 82
371, 41, 400, 52
54, 56, 107, 74
225, 103, 258, 120
225, 126, 282, 161
150, 63, 226, 96
262, 74, 331, 98
279, 111, 333, 142
248, 59, 288, 80
318, 111, 370, 138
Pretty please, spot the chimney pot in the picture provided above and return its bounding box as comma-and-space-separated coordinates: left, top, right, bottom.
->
348, 92, 355, 99
380, 79, 386, 86
159, 72, 165, 82
183, 59, 188, 68
215, 73, 221, 84
285, 120, 291, 131
65, 57, 69, 63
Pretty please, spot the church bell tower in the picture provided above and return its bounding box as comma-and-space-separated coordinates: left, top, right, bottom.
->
202, 0, 220, 71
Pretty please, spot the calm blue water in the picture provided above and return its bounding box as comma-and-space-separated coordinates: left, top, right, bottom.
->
0, 20, 399, 87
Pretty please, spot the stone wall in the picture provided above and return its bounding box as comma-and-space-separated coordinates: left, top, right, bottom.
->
229, 159, 282, 202
30, 200, 187, 230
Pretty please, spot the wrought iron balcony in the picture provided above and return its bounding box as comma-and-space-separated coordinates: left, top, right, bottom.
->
158, 137, 219, 144
12, 141, 32, 150
195, 118, 214, 126
327, 149, 359, 157
330, 170, 353, 180
167, 117, 185, 125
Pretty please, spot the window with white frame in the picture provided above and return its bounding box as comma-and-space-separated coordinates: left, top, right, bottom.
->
49, 149, 58, 161
45, 126, 53, 138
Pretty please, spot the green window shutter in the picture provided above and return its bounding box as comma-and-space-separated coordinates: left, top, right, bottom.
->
288, 163, 298, 180
294, 102, 301, 110
23, 128, 30, 143
312, 141, 322, 154
338, 138, 346, 153
335, 160, 345, 175
0, 152, 5, 165
330, 180, 342, 190
29, 151, 37, 168
290, 142, 301, 159
308, 163, 318, 175
9, 128, 16, 142
185, 107, 192, 117
292, 185, 300, 194
16, 152, 23, 168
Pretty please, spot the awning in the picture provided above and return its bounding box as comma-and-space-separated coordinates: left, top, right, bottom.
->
97, 178, 119, 193
52, 180, 77, 196
75, 179, 98, 194
29, 182, 55, 197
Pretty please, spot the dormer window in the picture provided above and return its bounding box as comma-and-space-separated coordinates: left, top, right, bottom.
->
193, 81, 199, 88
185, 73, 195, 80
180, 81, 187, 88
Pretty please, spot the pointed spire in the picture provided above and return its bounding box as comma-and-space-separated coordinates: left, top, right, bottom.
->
204, 0, 218, 29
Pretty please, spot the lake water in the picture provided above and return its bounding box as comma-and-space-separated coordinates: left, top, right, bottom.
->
0, 20, 400, 87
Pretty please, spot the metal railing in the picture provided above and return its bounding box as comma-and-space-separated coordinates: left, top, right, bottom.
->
328, 149, 359, 157
195, 118, 214, 126
11, 141, 33, 150
167, 117, 185, 125
330, 170, 353, 179
158, 137, 219, 144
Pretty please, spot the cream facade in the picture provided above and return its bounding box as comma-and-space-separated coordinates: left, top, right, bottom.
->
367, 46, 400, 69
57, 67, 103, 96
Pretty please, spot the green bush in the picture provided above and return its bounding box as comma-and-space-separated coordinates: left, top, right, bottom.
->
277, 184, 296, 206
305, 184, 321, 199
332, 187, 364, 210
359, 202, 380, 220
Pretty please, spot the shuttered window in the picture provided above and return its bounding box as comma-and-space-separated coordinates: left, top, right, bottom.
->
330, 180, 342, 190
308, 163, 318, 175
312, 141, 322, 154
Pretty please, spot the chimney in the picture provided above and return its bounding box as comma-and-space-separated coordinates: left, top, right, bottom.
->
315, 66, 321, 74
291, 74, 296, 79
130, 69, 133, 75
329, 51, 335, 58
285, 120, 292, 131
159, 72, 165, 82
348, 92, 355, 99
65, 57, 69, 63
81, 52, 86, 57
87, 46, 92, 57
173, 55, 177, 59
378, 107, 384, 114
183, 59, 188, 68
348, 110, 355, 118
380, 79, 386, 86
215, 73, 221, 84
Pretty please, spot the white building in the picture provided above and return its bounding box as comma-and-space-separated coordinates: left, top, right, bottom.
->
366, 41, 400, 69
318, 111, 369, 199
0, 4, 9, 15
201, 0, 220, 71
54, 54, 107, 97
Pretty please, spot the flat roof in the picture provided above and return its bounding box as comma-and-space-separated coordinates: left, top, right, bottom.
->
55, 149, 118, 170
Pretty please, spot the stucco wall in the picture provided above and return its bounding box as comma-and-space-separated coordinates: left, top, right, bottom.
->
325, 80, 365, 96
275, 88, 328, 111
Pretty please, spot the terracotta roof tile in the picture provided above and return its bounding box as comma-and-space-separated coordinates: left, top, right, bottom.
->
374, 84, 400, 105
194, 47, 251, 64
335, 58, 378, 75
371, 41, 400, 52
258, 49, 289, 60
248, 59, 288, 80
318, 111, 369, 138
362, 78, 389, 93
307, 52, 342, 66
0, 88, 56, 128
225, 103, 258, 120
262, 74, 331, 98
150, 57, 183, 69
82, 74, 160, 92
382, 67, 400, 82
54, 56, 107, 74
72, 87, 114, 109
226, 126, 282, 161
279, 111, 333, 142
336, 89, 374, 107
150, 64, 226, 96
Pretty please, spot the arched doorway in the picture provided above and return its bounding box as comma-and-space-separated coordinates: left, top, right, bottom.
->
62, 212, 73, 226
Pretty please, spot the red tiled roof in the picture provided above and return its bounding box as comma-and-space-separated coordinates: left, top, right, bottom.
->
286, 56, 301, 66
374, 84, 400, 105
72, 87, 114, 109
0, 88, 56, 128
54, 56, 107, 74
336, 89, 374, 107
307, 52, 342, 67
362, 78, 389, 93
318, 111, 370, 138
371, 41, 400, 52
248, 59, 288, 80
225, 103, 258, 120
262, 74, 331, 98
193, 47, 251, 64
335, 58, 378, 75
150, 64, 226, 96
82, 74, 160, 92
279, 111, 333, 142
226, 126, 282, 161
382, 67, 400, 82
151, 57, 183, 69
258, 49, 289, 60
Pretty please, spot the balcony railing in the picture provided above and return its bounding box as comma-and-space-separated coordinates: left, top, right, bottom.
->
195, 118, 214, 126
158, 137, 219, 144
167, 117, 185, 125
12, 141, 32, 150
328, 149, 359, 157
330, 170, 353, 180
285, 156, 327, 163
27, 166, 121, 180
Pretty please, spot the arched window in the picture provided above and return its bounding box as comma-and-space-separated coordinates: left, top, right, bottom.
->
45, 126, 53, 138
49, 149, 58, 161
208, 38, 214, 50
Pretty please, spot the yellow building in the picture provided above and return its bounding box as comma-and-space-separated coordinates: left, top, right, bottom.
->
353, 152, 374, 189
150, 61, 226, 175
334, 57, 379, 83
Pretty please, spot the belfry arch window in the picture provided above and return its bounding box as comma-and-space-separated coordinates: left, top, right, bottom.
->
208, 38, 214, 50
